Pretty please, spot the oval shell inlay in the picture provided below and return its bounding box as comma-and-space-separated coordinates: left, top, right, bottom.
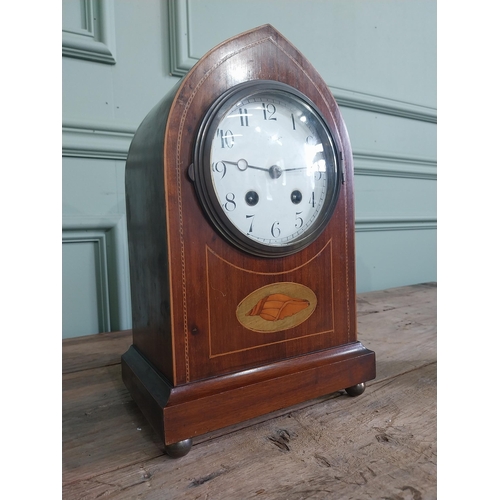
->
236, 282, 317, 333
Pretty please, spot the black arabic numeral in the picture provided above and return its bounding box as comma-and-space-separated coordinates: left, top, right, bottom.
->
295, 212, 304, 229
217, 129, 234, 148
262, 103, 277, 121
271, 221, 281, 238
239, 108, 249, 127
246, 214, 255, 233
309, 192, 315, 208
212, 161, 227, 179
224, 192, 236, 211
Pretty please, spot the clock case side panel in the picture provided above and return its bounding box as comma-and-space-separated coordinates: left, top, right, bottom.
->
337, 110, 358, 343
123, 81, 182, 383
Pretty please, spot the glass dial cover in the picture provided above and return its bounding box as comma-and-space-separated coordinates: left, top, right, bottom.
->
193, 81, 341, 257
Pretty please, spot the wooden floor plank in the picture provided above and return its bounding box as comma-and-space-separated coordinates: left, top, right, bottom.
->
356, 282, 436, 316
63, 363, 436, 499
62, 364, 164, 485
62, 330, 131, 374
62, 284, 437, 498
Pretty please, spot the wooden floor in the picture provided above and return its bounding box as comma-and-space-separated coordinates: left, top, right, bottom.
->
62, 283, 437, 499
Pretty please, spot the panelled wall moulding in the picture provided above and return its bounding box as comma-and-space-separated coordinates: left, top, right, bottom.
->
355, 217, 436, 232
167, 0, 436, 123
62, 121, 135, 160
62, 216, 132, 332
62, 0, 117, 64
354, 151, 436, 180
62, 230, 112, 334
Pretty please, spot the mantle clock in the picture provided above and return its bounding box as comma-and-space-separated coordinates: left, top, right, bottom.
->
121, 25, 375, 458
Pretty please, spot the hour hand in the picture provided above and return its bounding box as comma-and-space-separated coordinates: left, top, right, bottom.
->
221, 159, 268, 172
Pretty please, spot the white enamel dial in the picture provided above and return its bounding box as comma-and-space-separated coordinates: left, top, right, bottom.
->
194, 81, 340, 257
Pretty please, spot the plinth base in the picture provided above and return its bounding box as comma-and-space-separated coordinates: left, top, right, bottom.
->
122, 342, 375, 455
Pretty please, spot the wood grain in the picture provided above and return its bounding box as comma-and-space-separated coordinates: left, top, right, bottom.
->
65, 366, 436, 500
62, 330, 131, 374
62, 283, 436, 498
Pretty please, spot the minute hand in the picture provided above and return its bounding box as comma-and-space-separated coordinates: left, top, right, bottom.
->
282, 167, 309, 172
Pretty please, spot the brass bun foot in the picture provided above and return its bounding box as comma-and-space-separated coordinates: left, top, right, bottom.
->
164, 438, 193, 458
345, 382, 366, 397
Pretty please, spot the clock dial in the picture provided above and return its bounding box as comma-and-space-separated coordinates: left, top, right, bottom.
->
194, 81, 341, 257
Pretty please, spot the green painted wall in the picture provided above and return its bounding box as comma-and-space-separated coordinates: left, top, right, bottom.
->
62, 0, 436, 338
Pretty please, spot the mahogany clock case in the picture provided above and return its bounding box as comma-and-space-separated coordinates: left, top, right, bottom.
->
121, 25, 375, 451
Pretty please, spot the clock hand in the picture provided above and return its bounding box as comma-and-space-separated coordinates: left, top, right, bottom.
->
221, 159, 268, 172
222, 159, 310, 179
282, 167, 309, 172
